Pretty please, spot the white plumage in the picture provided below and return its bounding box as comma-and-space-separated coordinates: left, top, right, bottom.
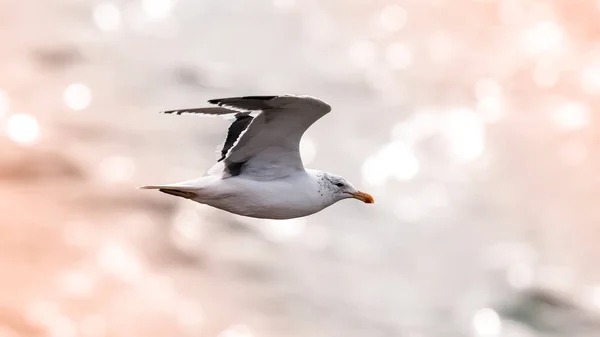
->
140, 94, 374, 219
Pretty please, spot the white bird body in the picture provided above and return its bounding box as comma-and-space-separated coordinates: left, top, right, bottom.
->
149, 169, 337, 219
141, 95, 373, 219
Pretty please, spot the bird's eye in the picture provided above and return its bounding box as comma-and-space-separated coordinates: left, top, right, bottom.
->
335, 182, 345, 187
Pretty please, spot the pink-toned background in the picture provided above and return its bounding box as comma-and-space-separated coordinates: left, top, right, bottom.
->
1, 0, 600, 336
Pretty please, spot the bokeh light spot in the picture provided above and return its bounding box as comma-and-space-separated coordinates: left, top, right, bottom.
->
362, 141, 420, 187
362, 155, 390, 187
386, 43, 412, 70
522, 21, 564, 55
6, 113, 40, 145
442, 108, 485, 161
142, 0, 174, 21
551, 101, 590, 130
97, 242, 143, 281
477, 96, 503, 124
93, 3, 121, 31
472, 308, 502, 336
379, 4, 407, 32
590, 285, 600, 310
581, 63, 600, 94
390, 143, 420, 181
474, 79, 503, 123
170, 204, 204, 255
64, 83, 92, 111
97, 155, 136, 183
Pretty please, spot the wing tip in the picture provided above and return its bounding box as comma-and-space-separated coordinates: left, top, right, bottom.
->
160, 110, 183, 115
241, 95, 278, 100
208, 95, 279, 105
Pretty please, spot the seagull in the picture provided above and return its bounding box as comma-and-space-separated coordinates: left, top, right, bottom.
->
140, 95, 374, 219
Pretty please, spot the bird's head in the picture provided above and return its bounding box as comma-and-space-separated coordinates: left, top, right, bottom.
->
322, 173, 374, 204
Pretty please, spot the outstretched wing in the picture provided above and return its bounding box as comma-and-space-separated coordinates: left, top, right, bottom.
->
163, 95, 331, 179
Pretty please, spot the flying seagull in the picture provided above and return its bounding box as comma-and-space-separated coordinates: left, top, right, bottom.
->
140, 95, 374, 219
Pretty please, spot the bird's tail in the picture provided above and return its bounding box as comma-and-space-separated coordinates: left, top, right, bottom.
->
138, 184, 199, 199
139, 176, 218, 199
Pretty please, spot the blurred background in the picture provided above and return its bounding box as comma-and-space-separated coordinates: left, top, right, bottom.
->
2, 0, 600, 336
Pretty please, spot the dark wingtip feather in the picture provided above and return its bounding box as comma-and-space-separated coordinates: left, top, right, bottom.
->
208, 96, 278, 106
219, 115, 253, 162
241, 95, 278, 100
161, 110, 179, 114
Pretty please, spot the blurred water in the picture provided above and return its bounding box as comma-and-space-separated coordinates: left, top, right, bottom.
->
2, 0, 600, 336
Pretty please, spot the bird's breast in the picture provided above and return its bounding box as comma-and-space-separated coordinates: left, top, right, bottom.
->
198, 175, 325, 219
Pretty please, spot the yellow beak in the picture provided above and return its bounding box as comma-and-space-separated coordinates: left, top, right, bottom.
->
350, 191, 375, 204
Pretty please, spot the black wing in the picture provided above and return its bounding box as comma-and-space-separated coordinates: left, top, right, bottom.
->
218, 114, 254, 162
